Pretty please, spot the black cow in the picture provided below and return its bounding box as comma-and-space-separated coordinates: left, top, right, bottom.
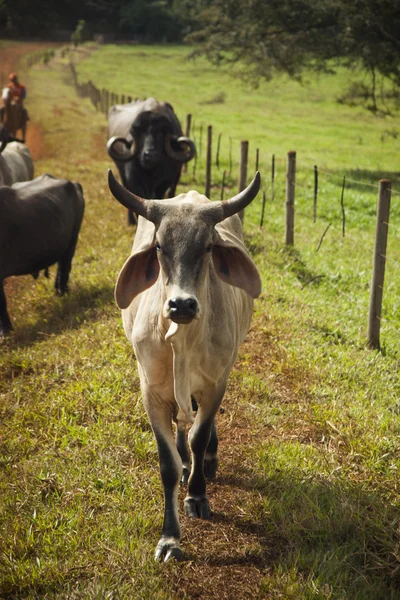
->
0, 174, 85, 335
107, 97, 196, 225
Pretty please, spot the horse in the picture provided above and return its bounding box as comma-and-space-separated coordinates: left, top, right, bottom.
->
1, 87, 28, 142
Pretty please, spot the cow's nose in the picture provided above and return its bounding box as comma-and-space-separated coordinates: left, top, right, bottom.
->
168, 297, 198, 323
141, 149, 159, 168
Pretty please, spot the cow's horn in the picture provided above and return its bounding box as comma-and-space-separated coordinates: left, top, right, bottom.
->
220, 172, 261, 220
165, 135, 196, 163
106, 136, 135, 163
108, 169, 151, 218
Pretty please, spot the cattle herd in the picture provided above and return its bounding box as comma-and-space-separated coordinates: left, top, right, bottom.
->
1, 93, 262, 561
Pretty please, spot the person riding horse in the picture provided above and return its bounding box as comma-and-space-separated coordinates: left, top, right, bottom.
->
0, 73, 29, 141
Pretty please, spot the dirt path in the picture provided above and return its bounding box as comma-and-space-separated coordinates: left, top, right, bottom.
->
0, 42, 277, 600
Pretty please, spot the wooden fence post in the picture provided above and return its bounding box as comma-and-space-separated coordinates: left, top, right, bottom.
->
183, 114, 192, 173
104, 90, 109, 117
260, 191, 267, 228
367, 179, 392, 349
216, 133, 222, 169
220, 170, 226, 201
340, 176, 346, 237
285, 151, 296, 245
205, 125, 212, 198
238, 140, 249, 222
199, 125, 203, 162
271, 154, 275, 201
185, 113, 192, 137
313, 165, 318, 222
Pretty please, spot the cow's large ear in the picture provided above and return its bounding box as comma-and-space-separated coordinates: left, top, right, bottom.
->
212, 244, 261, 298
115, 247, 159, 309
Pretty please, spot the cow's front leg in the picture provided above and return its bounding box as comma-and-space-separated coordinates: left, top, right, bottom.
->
147, 401, 183, 562
184, 400, 221, 519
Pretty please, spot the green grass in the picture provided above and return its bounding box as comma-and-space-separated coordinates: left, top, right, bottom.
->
1, 42, 400, 599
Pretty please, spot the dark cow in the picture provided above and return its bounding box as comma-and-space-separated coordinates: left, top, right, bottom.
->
0, 174, 85, 335
107, 97, 196, 225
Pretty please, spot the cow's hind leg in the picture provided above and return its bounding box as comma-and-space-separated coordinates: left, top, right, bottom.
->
176, 427, 190, 484
55, 255, 71, 295
184, 399, 221, 519
204, 419, 218, 480
55, 236, 79, 295
176, 397, 198, 484
147, 401, 183, 562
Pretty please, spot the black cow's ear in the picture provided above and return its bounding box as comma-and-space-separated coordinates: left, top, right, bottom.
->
115, 247, 159, 308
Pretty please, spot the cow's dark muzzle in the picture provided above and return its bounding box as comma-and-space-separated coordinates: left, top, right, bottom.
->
140, 149, 161, 170
168, 297, 198, 324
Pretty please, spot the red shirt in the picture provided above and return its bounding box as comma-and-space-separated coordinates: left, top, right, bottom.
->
7, 82, 26, 102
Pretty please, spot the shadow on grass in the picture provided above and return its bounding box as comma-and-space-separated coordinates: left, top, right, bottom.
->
5, 281, 115, 349
201, 465, 400, 597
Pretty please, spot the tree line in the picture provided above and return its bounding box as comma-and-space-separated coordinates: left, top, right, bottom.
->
1, 0, 400, 108
0, 0, 206, 43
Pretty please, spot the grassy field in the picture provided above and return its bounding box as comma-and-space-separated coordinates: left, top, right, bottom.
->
1, 42, 400, 599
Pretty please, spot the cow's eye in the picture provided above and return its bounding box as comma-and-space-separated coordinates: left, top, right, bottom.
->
155, 242, 161, 251
206, 244, 213, 253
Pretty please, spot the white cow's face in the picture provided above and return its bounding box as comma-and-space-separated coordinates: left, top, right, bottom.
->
110, 170, 262, 313
155, 205, 214, 324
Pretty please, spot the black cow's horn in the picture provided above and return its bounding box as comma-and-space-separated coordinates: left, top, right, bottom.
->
165, 135, 196, 163
106, 136, 135, 163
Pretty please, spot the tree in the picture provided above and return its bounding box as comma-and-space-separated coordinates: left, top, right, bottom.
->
338, 0, 400, 110
186, 0, 400, 109
71, 19, 88, 47
186, 0, 343, 82
118, 0, 182, 42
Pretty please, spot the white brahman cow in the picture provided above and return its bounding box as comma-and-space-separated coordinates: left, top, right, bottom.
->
108, 169, 261, 561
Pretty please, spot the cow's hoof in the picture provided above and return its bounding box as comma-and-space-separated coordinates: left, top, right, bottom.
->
154, 537, 183, 562
0, 324, 12, 337
204, 456, 218, 480
181, 466, 190, 485
184, 495, 210, 519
